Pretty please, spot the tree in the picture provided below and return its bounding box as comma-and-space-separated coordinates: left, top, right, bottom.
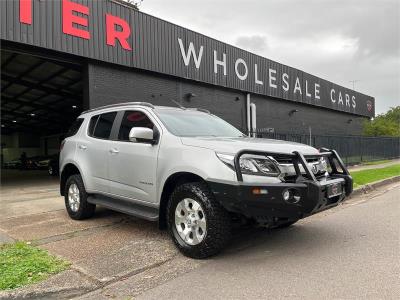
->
363, 106, 400, 137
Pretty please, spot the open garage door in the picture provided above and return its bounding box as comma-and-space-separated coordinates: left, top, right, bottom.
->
1, 48, 83, 184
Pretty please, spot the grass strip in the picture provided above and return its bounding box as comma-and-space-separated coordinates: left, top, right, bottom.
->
0, 242, 70, 290
351, 164, 400, 188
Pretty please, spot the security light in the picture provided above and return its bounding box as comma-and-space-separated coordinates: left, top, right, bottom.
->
185, 93, 197, 101
12, 120, 17, 123
30, 113, 36, 116
72, 105, 77, 109
289, 109, 299, 116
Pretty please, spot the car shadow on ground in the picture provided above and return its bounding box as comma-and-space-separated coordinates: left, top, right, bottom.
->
221, 222, 344, 260
76, 207, 343, 260
85, 207, 343, 264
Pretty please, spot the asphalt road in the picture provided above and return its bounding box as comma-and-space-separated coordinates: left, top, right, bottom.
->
133, 184, 400, 300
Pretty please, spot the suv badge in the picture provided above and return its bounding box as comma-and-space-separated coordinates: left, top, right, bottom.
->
139, 181, 154, 186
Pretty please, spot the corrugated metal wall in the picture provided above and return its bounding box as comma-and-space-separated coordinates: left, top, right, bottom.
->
0, 0, 375, 117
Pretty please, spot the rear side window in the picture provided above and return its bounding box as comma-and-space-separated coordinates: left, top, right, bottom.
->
90, 112, 117, 139
118, 111, 154, 141
88, 115, 99, 136
65, 118, 84, 138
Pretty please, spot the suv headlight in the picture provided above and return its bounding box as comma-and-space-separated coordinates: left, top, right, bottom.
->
216, 153, 281, 177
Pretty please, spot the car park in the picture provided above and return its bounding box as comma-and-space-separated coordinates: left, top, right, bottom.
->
26, 156, 46, 170
3, 157, 21, 169
47, 154, 60, 176
60, 102, 353, 258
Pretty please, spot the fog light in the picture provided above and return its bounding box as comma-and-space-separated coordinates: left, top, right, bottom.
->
283, 189, 291, 201
252, 188, 268, 195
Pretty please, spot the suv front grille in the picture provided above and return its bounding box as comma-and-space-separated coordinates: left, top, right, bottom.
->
273, 156, 328, 182
274, 157, 320, 164
282, 173, 327, 183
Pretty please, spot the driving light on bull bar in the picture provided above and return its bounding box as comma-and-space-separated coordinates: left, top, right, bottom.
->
283, 188, 301, 204
283, 189, 291, 201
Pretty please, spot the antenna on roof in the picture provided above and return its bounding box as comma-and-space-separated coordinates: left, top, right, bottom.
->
169, 99, 186, 110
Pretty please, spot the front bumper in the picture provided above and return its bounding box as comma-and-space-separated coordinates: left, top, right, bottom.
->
208, 149, 353, 223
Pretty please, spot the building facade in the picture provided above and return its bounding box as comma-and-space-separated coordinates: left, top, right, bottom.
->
1, 0, 375, 141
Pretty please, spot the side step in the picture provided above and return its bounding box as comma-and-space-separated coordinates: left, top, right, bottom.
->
87, 194, 159, 221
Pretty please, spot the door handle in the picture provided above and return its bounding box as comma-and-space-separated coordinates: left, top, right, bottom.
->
79, 145, 87, 150
109, 148, 119, 154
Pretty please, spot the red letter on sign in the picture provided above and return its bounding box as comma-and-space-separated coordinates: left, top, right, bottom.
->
20, 0, 32, 24
106, 14, 132, 51
62, 0, 90, 40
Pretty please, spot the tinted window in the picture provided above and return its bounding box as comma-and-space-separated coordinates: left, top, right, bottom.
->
88, 115, 99, 137
65, 118, 84, 138
118, 111, 154, 141
92, 112, 117, 139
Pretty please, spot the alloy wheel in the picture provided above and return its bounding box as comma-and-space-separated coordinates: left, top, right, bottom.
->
68, 183, 80, 212
174, 198, 207, 245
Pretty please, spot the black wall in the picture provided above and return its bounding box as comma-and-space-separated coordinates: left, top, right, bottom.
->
87, 62, 247, 130
252, 95, 365, 136
87, 62, 366, 136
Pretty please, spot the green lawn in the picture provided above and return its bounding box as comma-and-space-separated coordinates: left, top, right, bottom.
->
351, 164, 400, 188
0, 242, 70, 290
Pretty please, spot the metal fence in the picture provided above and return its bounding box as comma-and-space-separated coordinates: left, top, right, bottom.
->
253, 131, 400, 165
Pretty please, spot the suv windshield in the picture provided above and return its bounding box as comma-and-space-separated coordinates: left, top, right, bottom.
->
156, 109, 244, 137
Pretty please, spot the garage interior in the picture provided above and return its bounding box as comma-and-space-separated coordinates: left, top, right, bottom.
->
1, 48, 83, 185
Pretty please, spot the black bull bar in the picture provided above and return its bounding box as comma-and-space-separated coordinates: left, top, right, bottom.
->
233, 148, 352, 196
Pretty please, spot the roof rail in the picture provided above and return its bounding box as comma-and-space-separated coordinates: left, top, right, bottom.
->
81, 102, 155, 114
187, 107, 211, 114
196, 108, 211, 114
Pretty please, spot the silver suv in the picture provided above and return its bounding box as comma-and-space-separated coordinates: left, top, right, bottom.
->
60, 102, 353, 258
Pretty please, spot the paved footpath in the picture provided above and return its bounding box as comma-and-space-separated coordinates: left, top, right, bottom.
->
348, 159, 400, 172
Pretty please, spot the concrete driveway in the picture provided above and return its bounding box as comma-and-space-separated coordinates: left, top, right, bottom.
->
0, 170, 61, 219
1, 169, 399, 299
0, 170, 187, 298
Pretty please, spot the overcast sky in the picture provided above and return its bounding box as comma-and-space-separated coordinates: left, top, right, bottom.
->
140, 0, 399, 114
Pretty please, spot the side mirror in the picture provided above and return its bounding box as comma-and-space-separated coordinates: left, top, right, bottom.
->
129, 127, 154, 144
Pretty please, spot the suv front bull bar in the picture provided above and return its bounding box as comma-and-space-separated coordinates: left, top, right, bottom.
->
207, 148, 353, 222
233, 148, 353, 198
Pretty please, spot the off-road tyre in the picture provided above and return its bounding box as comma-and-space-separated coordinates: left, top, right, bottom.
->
167, 182, 231, 259
64, 174, 95, 220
